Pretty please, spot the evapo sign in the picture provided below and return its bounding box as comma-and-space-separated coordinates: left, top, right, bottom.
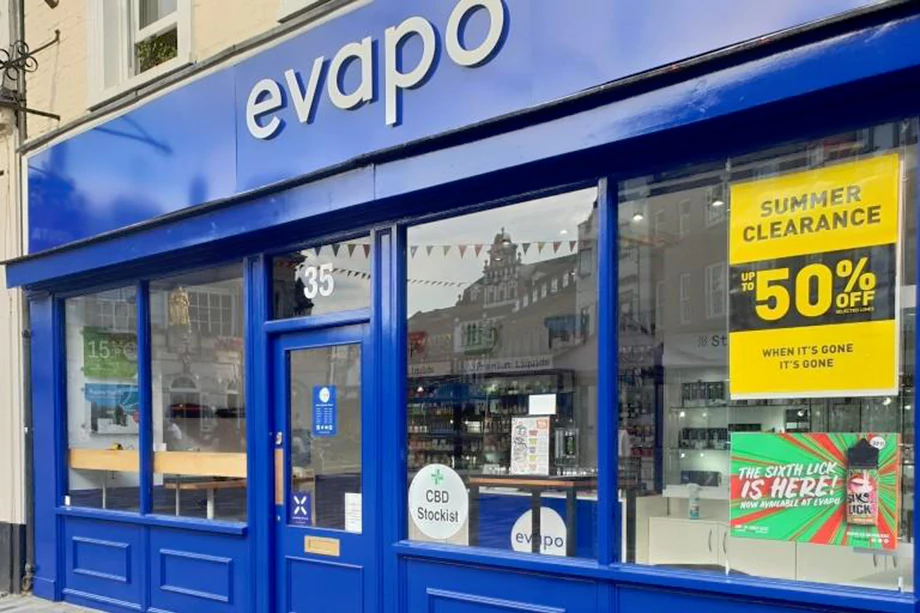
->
246, 0, 506, 138
408, 464, 468, 540
728, 154, 902, 399
510, 508, 566, 556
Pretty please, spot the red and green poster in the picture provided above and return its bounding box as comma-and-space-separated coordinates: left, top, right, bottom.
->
730, 432, 900, 550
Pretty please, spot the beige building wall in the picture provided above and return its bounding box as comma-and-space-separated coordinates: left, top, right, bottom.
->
22, 1, 325, 140
0, 109, 24, 527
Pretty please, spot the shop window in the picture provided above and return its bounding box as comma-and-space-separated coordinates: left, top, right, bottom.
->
65, 287, 140, 511
289, 344, 362, 531
273, 237, 372, 320
407, 188, 599, 558
617, 118, 917, 592
87, 0, 192, 105
150, 264, 247, 522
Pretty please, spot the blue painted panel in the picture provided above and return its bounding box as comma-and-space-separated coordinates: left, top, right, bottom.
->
63, 518, 143, 606
618, 586, 802, 613
427, 590, 564, 613
27, 0, 890, 252
404, 558, 598, 613
160, 550, 233, 603
30, 296, 59, 600
149, 528, 250, 613
72, 537, 131, 583
286, 556, 363, 613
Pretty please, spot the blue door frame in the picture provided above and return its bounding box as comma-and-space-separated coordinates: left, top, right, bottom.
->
15, 11, 920, 613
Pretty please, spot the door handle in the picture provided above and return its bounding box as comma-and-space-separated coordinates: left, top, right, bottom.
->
893, 555, 899, 569
873, 554, 878, 568
708, 529, 713, 553
722, 531, 727, 554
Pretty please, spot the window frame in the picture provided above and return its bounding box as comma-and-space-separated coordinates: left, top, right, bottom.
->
705, 261, 727, 319
678, 199, 692, 237
679, 273, 692, 324
277, 0, 357, 22
87, 0, 193, 107
59, 260, 249, 531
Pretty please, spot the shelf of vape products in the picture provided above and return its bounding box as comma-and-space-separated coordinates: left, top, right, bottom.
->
620, 365, 660, 493
407, 373, 575, 473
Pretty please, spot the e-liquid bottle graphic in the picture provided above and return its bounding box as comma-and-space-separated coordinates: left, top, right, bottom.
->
846, 438, 880, 527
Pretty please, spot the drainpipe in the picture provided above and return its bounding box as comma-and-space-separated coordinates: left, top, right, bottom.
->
15, 0, 34, 594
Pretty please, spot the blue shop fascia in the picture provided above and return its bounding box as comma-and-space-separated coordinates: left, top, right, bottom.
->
7, 1, 920, 613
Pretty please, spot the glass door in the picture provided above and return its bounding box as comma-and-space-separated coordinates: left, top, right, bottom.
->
272, 324, 375, 613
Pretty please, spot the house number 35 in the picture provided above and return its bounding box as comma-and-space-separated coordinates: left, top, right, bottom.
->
302, 263, 335, 299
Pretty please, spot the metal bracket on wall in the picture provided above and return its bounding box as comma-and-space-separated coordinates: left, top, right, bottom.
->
44, 0, 60, 7
0, 29, 62, 120
1, 29, 60, 83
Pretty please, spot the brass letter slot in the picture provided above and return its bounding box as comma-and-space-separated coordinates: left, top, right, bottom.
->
305, 536, 341, 557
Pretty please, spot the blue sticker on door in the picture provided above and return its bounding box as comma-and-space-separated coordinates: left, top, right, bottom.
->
313, 385, 337, 437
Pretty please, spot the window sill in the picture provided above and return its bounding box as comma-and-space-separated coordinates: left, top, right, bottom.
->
393, 541, 916, 613
57, 506, 247, 536
277, 0, 365, 24
88, 54, 194, 113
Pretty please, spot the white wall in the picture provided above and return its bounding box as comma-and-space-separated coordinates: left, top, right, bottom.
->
0, 110, 25, 526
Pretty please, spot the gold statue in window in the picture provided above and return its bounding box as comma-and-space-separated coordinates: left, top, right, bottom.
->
169, 287, 191, 328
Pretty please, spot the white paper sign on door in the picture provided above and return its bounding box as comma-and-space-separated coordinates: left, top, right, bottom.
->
510, 417, 550, 476
344, 492, 362, 533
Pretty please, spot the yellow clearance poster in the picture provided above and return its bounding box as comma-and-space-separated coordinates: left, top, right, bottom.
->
729, 154, 901, 399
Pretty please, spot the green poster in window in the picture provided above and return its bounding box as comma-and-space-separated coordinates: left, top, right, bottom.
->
83, 327, 138, 379
730, 432, 900, 550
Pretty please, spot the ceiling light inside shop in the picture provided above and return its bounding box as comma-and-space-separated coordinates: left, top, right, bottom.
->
632, 212, 644, 222
883, 397, 893, 406
711, 199, 725, 208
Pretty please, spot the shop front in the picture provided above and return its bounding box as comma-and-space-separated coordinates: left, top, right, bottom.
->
7, 1, 920, 612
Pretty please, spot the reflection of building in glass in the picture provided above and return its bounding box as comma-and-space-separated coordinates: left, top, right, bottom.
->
273, 240, 374, 319
408, 224, 597, 473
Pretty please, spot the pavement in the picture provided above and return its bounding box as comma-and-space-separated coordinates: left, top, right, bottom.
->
0, 595, 91, 612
